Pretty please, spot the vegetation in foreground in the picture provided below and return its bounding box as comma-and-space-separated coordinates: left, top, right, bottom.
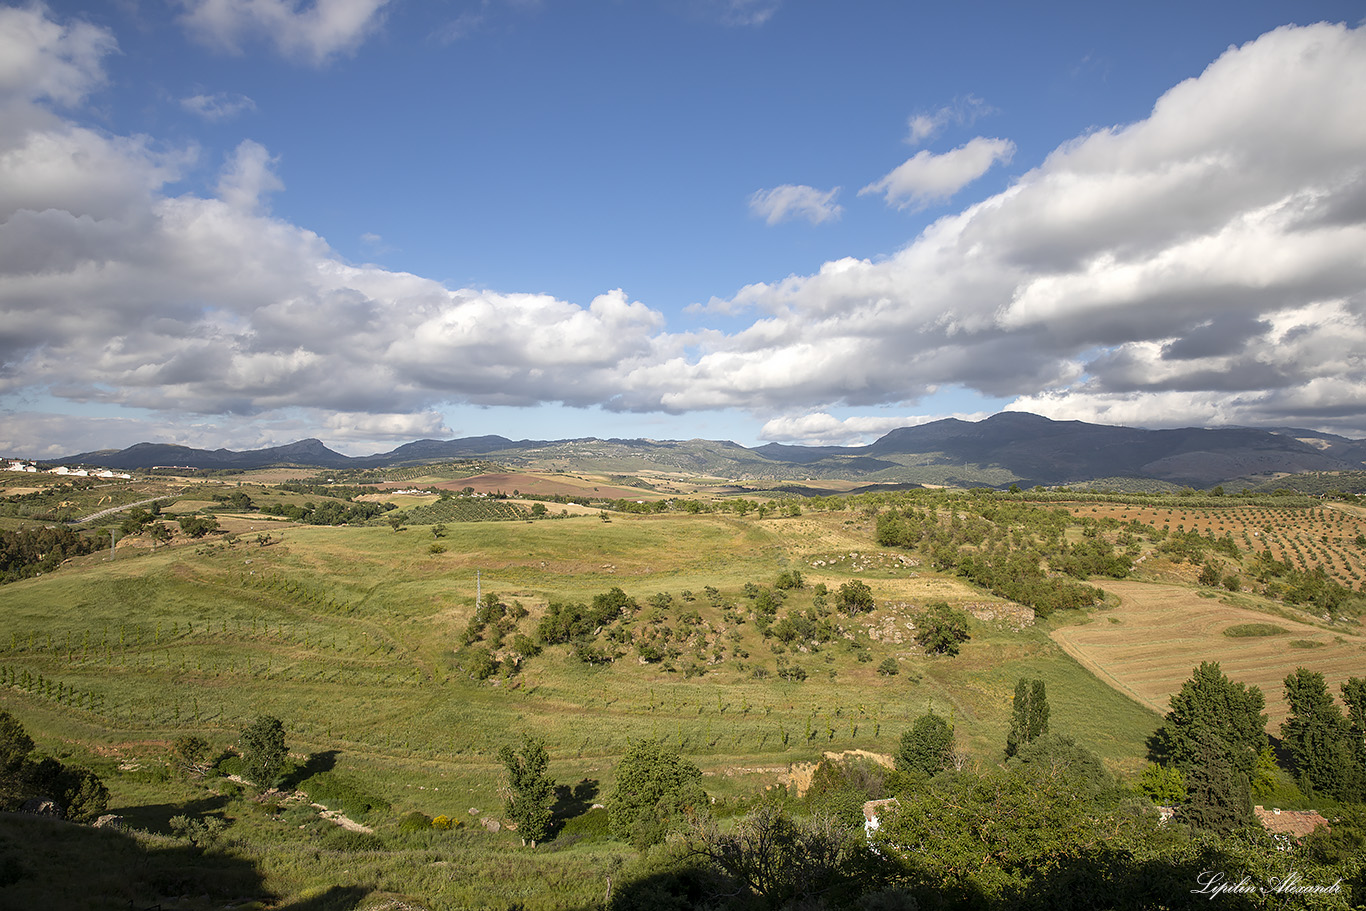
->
0, 475, 1364, 908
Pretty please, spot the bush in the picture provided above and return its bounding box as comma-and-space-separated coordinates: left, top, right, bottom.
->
876, 658, 899, 676
399, 811, 433, 831
914, 602, 971, 656
300, 771, 391, 819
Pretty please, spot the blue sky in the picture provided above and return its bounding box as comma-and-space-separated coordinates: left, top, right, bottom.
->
2, 1, 1365, 457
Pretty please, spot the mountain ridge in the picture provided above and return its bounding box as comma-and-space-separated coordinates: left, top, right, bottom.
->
47, 412, 1366, 488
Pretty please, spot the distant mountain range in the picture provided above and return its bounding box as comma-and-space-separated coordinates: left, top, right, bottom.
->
52, 412, 1366, 489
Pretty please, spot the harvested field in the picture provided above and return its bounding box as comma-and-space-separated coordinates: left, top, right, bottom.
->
1051, 580, 1366, 729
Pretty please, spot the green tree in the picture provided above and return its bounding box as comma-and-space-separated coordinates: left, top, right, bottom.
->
1180, 722, 1252, 833
687, 804, 858, 908
172, 735, 213, 778
498, 735, 555, 846
1149, 662, 1266, 784
0, 710, 35, 809
177, 514, 219, 538
1137, 762, 1187, 804
1282, 667, 1358, 800
914, 601, 971, 656
239, 715, 288, 790
835, 580, 874, 614
1005, 678, 1050, 757
897, 712, 955, 776
608, 738, 708, 849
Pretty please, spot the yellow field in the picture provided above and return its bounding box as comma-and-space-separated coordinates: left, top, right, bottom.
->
1051, 579, 1366, 730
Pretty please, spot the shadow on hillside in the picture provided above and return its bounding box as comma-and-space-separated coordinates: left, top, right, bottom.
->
281, 749, 341, 790
550, 778, 599, 835
109, 792, 232, 836
277, 884, 372, 910
0, 811, 272, 909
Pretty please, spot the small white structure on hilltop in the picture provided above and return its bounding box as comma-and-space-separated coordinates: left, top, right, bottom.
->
50, 466, 89, 476
96, 469, 132, 480
6, 460, 39, 473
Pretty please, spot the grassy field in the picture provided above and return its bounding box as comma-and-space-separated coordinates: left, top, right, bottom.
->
3, 484, 1364, 908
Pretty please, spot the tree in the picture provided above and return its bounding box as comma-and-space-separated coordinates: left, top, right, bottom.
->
1005, 678, 1049, 757
177, 515, 219, 538
688, 804, 858, 908
897, 712, 955, 776
498, 735, 555, 846
0, 710, 35, 809
149, 521, 172, 547
835, 580, 874, 614
1149, 662, 1266, 784
1282, 668, 1358, 800
239, 715, 288, 790
172, 735, 213, 778
608, 738, 708, 849
914, 601, 971, 656
1137, 762, 1187, 804
1180, 722, 1252, 833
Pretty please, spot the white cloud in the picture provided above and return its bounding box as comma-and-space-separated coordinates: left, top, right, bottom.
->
759, 411, 992, 446
714, 0, 781, 27
181, 91, 256, 121
748, 184, 842, 225
4, 10, 1366, 455
215, 140, 284, 212
860, 136, 1015, 210
0, 5, 114, 107
905, 96, 993, 146
177, 0, 392, 64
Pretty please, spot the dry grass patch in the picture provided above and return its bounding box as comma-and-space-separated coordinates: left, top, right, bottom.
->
1051, 580, 1366, 729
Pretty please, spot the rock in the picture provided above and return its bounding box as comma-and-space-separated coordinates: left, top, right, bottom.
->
21, 798, 60, 817
480, 817, 501, 833
93, 814, 126, 830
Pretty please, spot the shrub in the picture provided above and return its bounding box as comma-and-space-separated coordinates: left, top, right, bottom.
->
399, 811, 433, 831
300, 771, 391, 819
914, 602, 971, 656
876, 658, 899, 676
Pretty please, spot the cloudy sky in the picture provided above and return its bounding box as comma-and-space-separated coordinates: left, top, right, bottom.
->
2, 1, 1365, 458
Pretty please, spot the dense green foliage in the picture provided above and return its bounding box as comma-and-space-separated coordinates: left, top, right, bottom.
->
1005, 677, 1050, 757
608, 739, 708, 849
0, 710, 107, 822
0, 525, 103, 583
914, 601, 971, 656
1282, 668, 1365, 802
897, 712, 955, 776
237, 715, 287, 790
499, 735, 555, 846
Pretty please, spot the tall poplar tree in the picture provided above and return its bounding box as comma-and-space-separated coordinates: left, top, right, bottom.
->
499, 735, 555, 847
1281, 668, 1355, 800
1005, 678, 1049, 757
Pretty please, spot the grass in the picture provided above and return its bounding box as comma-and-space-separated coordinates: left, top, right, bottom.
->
3, 491, 1362, 907
1223, 623, 1290, 637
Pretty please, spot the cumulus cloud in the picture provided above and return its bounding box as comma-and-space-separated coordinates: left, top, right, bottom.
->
860, 136, 1016, 210
4, 10, 1366, 455
177, 0, 392, 64
0, 5, 113, 107
215, 139, 284, 212
759, 411, 992, 447
181, 91, 256, 121
748, 184, 842, 225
